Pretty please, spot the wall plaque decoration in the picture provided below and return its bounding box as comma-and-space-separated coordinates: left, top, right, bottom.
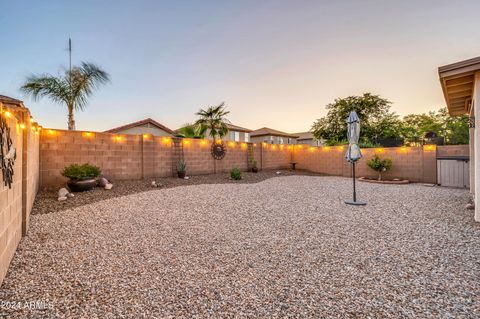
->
211, 140, 226, 160
0, 113, 16, 188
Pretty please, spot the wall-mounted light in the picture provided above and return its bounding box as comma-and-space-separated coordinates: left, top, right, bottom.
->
48, 129, 55, 135
424, 144, 436, 151
163, 137, 170, 143
323, 146, 330, 151
83, 132, 93, 138
337, 145, 344, 151
115, 135, 122, 142
19, 123, 26, 129
309, 146, 315, 151
400, 147, 408, 152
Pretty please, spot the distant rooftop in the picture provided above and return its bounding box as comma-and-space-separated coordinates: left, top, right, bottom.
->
250, 127, 299, 138
294, 132, 315, 140
105, 118, 174, 134
0, 95, 24, 106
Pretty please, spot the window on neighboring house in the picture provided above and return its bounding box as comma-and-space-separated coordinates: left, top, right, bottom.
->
278, 137, 284, 144
269, 136, 274, 144
244, 132, 250, 142
230, 131, 240, 141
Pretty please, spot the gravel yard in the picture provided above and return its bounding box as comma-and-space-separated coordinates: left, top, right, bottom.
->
0, 176, 478, 318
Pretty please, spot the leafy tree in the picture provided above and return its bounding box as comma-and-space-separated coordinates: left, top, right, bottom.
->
311, 93, 402, 146
195, 102, 230, 141
176, 123, 206, 139
367, 155, 392, 180
21, 62, 110, 130
400, 108, 468, 145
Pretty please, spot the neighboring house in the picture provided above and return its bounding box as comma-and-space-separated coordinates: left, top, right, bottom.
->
105, 118, 174, 136
438, 56, 479, 221
250, 127, 299, 145
198, 123, 252, 142
294, 131, 323, 146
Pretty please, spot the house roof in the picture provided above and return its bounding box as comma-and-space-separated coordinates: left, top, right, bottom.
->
294, 131, 315, 140
0, 95, 24, 107
438, 56, 480, 116
250, 127, 299, 138
226, 123, 252, 133
105, 118, 174, 134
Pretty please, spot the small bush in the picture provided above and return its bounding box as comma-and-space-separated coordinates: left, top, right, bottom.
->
61, 163, 101, 180
367, 155, 392, 180
230, 167, 242, 180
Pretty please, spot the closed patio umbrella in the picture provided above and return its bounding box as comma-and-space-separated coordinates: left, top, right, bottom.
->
345, 111, 366, 205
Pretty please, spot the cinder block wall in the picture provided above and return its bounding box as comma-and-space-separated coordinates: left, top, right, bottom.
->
0, 104, 39, 286
294, 145, 440, 183
39, 128, 469, 188
39, 132, 293, 187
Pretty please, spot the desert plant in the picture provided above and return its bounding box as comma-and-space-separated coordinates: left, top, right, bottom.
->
195, 102, 230, 142
61, 163, 101, 180
21, 62, 110, 130
367, 155, 392, 180
251, 159, 258, 173
230, 167, 242, 180
177, 160, 186, 173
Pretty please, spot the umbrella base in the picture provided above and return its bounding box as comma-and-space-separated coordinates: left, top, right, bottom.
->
345, 199, 367, 206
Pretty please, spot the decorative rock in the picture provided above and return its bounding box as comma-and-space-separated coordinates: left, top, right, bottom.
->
276, 171, 282, 175
104, 183, 113, 190
58, 188, 69, 198
151, 181, 157, 187
98, 177, 109, 187
466, 203, 475, 210
184, 176, 189, 180
58, 196, 67, 201
67, 193, 74, 197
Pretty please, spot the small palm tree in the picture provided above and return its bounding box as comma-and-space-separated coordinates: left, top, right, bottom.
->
195, 102, 230, 141
21, 62, 110, 130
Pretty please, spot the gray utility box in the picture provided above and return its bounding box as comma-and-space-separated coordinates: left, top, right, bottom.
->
436, 156, 469, 188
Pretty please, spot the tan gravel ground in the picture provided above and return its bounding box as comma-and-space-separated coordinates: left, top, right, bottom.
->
0, 176, 478, 318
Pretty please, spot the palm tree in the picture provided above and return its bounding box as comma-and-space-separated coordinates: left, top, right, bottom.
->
21, 62, 110, 130
176, 123, 206, 138
195, 102, 230, 141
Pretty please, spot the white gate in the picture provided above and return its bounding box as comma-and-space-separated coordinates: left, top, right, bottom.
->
437, 157, 469, 188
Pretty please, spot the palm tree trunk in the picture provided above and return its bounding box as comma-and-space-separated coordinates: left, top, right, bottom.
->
378, 171, 382, 181
67, 104, 75, 130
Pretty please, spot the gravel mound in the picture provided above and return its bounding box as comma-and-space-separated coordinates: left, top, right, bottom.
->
0, 176, 478, 318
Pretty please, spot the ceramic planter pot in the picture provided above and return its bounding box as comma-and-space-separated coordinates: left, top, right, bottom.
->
251, 167, 258, 173
177, 171, 186, 179
67, 178, 98, 192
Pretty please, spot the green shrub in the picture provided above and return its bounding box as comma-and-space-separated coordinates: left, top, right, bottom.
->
367, 155, 392, 180
230, 167, 242, 180
61, 163, 101, 180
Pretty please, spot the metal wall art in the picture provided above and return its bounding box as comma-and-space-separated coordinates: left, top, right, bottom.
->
211, 140, 226, 160
0, 113, 16, 188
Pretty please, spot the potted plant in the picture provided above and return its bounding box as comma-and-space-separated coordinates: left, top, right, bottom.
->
251, 159, 258, 173
367, 155, 392, 181
177, 160, 187, 178
61, 163, 101, 192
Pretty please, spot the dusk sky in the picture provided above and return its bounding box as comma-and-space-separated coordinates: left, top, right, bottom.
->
1, 0, 480, 132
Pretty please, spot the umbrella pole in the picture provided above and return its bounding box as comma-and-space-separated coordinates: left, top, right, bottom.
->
352, 162, 356, 202
345, 160, 366, 206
